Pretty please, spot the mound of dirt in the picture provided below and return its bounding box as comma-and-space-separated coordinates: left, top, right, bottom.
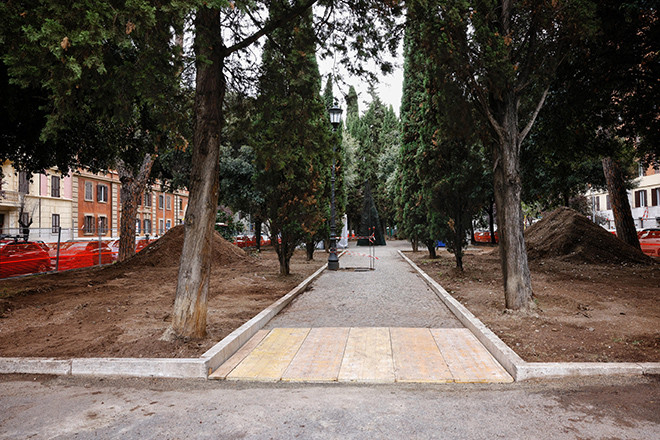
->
124, 225, 250, 268
525, 207, 653, 265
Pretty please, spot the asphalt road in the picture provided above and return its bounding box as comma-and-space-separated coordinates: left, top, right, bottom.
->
1, 374, 658, 439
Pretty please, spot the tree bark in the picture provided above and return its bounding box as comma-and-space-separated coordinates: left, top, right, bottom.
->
172, 9, 225, 339
487, 200, 496, 244
254, 218, 262, 252
491, 92, 534, 311
274, 235, 294, 275
305, 241, 315, 260
425, 240, 436, 259
411, 238, 419, 253
117, 155, 154, 262
602, 157, 641, 249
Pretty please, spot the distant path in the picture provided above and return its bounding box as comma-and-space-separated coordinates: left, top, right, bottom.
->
266, 240, 462, 329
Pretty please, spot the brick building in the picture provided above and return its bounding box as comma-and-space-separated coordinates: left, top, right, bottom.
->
0, 162, 188, 241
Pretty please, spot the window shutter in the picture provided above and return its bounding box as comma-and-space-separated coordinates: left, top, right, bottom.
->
652, 188, 658, 207
635, 191, 641, 208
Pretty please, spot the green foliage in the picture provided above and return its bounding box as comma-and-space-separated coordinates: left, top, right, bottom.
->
215, 209, 241, 241
254, 1, 332, 274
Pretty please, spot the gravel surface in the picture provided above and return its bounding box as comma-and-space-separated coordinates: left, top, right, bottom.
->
267, 241, 463, 329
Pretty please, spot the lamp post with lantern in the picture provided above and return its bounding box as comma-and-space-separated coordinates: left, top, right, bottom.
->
328, 102, 343, 270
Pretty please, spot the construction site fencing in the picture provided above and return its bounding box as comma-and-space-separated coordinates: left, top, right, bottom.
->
0, 227, 158, 279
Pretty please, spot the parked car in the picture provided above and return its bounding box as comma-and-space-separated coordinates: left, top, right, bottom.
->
474, 230, 498, 243
639, 229, 660, 257
53, 240, 114, 271
0, 240, 52, 278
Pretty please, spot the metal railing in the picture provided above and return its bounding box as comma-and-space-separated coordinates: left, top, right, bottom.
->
0, 227, 157, 279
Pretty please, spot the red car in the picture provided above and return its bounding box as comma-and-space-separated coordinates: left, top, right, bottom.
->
0, 240, 52, 278
639, 229, 660, 257
474, 230, 498, 243
53, 241, 114, 271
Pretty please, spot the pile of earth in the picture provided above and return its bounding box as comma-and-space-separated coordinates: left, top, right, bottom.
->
525, 207, 653, 265
121, 225, 249, 268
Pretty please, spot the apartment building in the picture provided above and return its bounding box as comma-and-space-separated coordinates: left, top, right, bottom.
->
588, 165, 660, 230
0, 161, 188, 240
1, 161, 74, 241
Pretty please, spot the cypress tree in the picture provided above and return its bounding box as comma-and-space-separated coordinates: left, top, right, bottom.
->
396, 4, 435, 254
254, 1, 331, 274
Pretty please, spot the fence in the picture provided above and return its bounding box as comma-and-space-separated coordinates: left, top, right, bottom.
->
0, 227, 157, 279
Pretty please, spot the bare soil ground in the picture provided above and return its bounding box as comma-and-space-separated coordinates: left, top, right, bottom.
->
409, 209, 659, 363
0, 226, 324, 359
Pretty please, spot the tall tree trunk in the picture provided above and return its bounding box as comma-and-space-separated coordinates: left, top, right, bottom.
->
254, 218, 262, 252
411, 238, 419, 253
274, 235, 293, 275
491, 95, 534, 311
425, 240, 437, 259
602, 157, 641, 249
486, 200, 496, 244
117, 154, 154, 262
172, 9, 225, 339
305, 241, 315, 260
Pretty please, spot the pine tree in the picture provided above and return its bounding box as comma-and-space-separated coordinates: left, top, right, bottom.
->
254, 2, 332, 275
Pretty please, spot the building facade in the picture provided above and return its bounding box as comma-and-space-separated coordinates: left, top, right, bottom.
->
588, 165, 660, 230
1, 162, 188, 241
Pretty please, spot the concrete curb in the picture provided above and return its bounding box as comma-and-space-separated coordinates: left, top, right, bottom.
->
399, 250, 660, 381
0, 258, 331, 379
200, 262, 329, 376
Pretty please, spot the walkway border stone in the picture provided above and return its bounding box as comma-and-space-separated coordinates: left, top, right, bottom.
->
399, 250, 660, 381
0, 260, 330, 379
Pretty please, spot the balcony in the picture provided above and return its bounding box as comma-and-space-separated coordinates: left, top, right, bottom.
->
0, 190, 21, 208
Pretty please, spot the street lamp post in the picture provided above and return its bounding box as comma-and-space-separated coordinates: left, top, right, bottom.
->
328, 103, 343, 271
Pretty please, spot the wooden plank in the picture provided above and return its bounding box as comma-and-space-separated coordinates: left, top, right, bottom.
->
430, 328, 513, 383
281, 328, 350, 382
390, 328, 453, 383
208, 329, 269, 380
227, 328, 310, 382
338, 327, 394, 383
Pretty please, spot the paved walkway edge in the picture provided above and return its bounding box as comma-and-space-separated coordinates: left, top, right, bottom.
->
399, 250, 660, 381
200, 262, 330, 376
0, 257, 333, 379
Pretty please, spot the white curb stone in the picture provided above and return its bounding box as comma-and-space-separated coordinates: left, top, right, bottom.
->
399, 250, 660, 381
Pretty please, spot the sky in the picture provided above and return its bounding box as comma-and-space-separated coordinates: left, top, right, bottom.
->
319, 49, 404, 117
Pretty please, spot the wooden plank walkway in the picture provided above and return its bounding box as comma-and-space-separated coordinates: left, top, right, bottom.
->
210, 327, 512, 384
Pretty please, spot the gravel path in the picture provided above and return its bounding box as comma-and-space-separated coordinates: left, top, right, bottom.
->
266, 241, 463, 328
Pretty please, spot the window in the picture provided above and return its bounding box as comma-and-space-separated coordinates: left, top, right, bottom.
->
136, 218, 141, 234
159, 219, 164, 234
143, 219, 151, 234
51, 175, 60, 198
84, 215, 95, 235
18, 171, 30, 194
166, 219, 171, 231
97, 184, 108, 203
144, 192, 152, 207
98, 216, 108, 235
166, 195, 172, 210
84, 181, 93, 201
606, 195, 611, 210
158, 194, 164, 209
52, 214, 60, 234
651, 188, 660, 207
594, 196, 600, 211
634, 190, 647, 208
179, 199, 183, 210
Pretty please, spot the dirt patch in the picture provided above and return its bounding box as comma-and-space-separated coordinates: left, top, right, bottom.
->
525, 207, 653, 265
410, 247, 660, 363
0, 228, 324, 359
